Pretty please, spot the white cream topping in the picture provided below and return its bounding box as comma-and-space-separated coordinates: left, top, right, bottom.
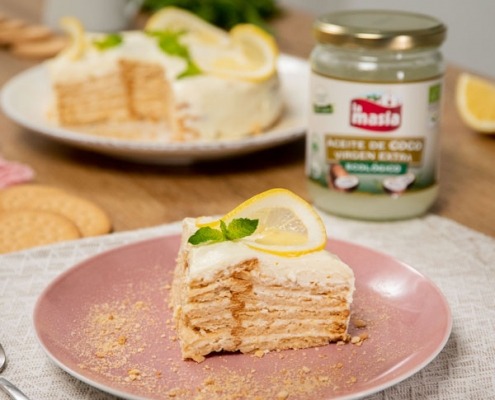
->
174, 74, 282, 140
47, 31, 186, 82
181, 218, 355, 288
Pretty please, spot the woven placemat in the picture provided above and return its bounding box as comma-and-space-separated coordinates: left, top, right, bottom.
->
1, 214, 494, 399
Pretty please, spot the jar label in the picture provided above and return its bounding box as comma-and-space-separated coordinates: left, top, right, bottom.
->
307, 74, 442, 196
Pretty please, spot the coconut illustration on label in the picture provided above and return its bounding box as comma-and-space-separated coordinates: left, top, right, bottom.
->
382, 172, 416, 196
329, 164, 359, 192
350, 93, 402, 132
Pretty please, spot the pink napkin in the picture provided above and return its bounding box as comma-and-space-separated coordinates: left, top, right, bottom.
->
0, 156, 35, 188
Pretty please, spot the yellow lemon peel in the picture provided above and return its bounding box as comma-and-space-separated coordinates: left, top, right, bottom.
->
145, 8, 278, 82
195, 24, 278, 82
456, 73, 495, 133
145, 6, 229, 46
196, 188, 327, 257
58, 16, 87, 60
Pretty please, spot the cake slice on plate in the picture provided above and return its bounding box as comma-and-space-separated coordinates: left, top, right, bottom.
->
171, 188, 355, 362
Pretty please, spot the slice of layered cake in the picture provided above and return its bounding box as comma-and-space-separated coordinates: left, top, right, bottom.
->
46, 9, 283, 141
171, 188, 355, 362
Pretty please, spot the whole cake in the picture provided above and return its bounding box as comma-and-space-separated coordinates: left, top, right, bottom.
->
171, 188, 355, 362
46, 8, 283, 141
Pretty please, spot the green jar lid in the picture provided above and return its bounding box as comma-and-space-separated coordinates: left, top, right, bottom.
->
314, 10, 446, 50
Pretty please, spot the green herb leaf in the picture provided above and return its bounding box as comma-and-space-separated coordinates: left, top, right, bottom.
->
188, 218, 259, 245
188, 226, 225, 245
153, 30, 189, 58
93, 33, 123, 51
220, 220, 230, 240
226, 218, 259, 240
178, 60, 202, 79
147, 30, 202, 78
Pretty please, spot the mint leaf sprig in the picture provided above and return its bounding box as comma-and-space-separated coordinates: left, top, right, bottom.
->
146, 30, 202, 79
188, 218, 258, 245
93, 33, 123, 51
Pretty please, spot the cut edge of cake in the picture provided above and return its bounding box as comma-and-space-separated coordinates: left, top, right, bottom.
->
171, 217, 355, 363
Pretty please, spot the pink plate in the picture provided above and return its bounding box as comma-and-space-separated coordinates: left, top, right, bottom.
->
33, 236, 452, 400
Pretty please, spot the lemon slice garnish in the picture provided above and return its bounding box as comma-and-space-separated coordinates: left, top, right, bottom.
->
198, 188, 327, 257
145, 8, 278, 82
145, 6, 229, 46
456, 73, 495, 133
58, 16, 87, 60
193, 24, 278, 82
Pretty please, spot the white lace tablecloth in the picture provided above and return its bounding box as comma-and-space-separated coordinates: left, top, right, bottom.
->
1, 214, 494, 399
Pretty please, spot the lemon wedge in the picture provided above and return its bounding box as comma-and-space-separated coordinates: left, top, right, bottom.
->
145, 6, 229, 46
58, 16, 87, 60
456, 73, 495, 133
198, 188, 327, 257
193, 24, 278, 82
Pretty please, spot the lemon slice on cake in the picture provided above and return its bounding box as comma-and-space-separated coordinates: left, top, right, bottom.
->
145, 6, 229, 45
194, 24, 278, 82
58, 16, 87, 60
456, 73, 495, 133
197, 188, 327, 257
146, 7, 278, 82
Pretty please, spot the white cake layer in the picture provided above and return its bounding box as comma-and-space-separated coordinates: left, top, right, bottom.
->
181, 218, 354, 292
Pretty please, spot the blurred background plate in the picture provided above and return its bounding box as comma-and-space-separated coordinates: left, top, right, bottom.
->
1, 54, 308, 165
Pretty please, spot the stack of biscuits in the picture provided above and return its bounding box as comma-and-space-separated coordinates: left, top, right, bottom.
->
0, 12, 67, 59
0, 184, 111, 254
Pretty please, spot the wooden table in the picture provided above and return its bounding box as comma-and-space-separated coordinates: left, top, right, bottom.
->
1, 1, 494, 238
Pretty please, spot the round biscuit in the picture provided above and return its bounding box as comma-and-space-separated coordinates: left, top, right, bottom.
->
0, 18, 26, 31
0, 210, 81, 254
0, 184, 67, 198
11, 35, 68, 59
4, 24, 53, 45
0, 184, 112, 237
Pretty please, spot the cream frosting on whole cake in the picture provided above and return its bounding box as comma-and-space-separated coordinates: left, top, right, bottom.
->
46, 29, 283, 141
172, 217, 355, 362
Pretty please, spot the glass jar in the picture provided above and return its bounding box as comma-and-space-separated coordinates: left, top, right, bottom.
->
306, 10, 447, 220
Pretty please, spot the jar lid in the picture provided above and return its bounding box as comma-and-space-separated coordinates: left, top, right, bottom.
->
314, 10, 446, 50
